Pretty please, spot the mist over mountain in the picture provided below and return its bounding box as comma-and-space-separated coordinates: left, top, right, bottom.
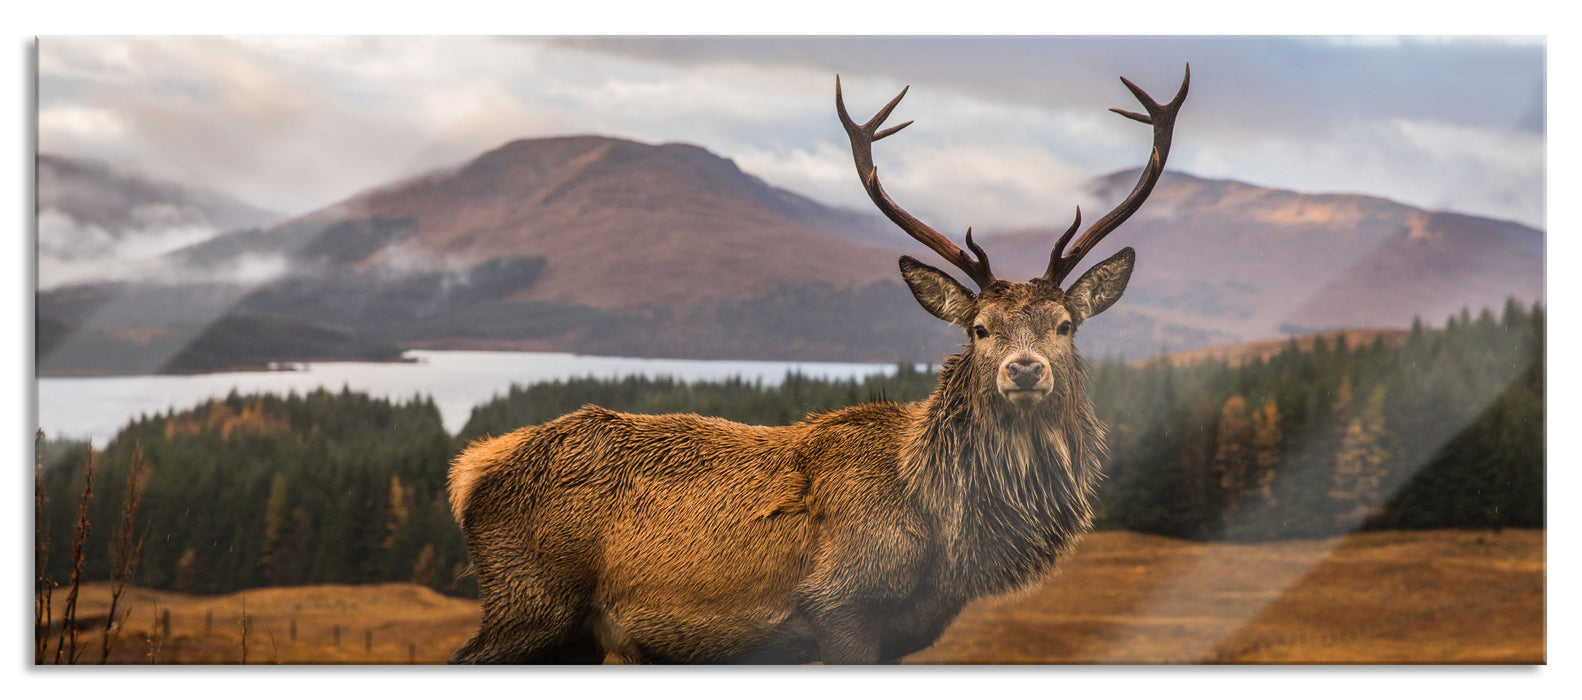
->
36, 137, 1544, 375
289, 135, 906, 310
37, 154, 285, 289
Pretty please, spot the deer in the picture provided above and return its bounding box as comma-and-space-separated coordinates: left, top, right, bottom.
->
446, 66, 1189, 664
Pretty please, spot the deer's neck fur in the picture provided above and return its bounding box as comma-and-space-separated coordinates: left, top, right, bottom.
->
898, 349, 1107, 598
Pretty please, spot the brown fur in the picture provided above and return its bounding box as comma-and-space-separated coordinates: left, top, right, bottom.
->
447, 250, 1134, 664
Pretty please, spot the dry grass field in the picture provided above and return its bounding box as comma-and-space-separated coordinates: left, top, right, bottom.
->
38, 529, 1542, 665
910, 528, 1543, 664
36, 582, 479, 665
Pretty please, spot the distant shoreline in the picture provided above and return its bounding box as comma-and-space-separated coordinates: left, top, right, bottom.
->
36, 354, 421, 379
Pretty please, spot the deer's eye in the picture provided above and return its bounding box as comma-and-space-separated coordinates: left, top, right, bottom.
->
973, 324, 990, 340
1057, 320, 1073, 336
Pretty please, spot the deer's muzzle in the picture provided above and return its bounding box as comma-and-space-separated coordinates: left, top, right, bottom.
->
998, 354, 1053, 407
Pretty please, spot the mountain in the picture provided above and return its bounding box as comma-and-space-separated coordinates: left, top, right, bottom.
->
38, 154, 283, 235
287, 135, 904, 311
37, 154, 284, 289
981, 170, 1544, 355
37, 137, 946, 374
35, 137, 1545, 375
1284, 210, 1543, 332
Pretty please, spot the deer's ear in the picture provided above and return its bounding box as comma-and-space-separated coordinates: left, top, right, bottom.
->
900, 256, 976, 326
1065, 247, 1134, 322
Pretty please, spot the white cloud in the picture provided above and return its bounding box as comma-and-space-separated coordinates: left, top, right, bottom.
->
36, 207, 227, 288
34, 36, 1546, 233
573, 60, 831, 124
39, 37, 468, 214
1181, 116, 1545, 229
206, 253, 293, 286
416, 77, 571, 154
37, 209, 117, 263
866, 140, 1097, 232
731, 141, 854, 207
38, 104, 126, 140
1388, 118, 1546, 226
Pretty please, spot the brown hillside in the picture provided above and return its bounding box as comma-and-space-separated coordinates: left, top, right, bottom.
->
298, 136, 901, 311
988, 173, 1415, 299
1288, 210, 1545, 330
985, 171, 1542, 349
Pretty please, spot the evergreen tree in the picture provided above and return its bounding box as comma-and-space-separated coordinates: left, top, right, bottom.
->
260, 473, 289, 584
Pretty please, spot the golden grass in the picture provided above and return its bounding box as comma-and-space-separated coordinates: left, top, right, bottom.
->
40, 529, 1543, 665
40, 582, 480, 664
909, 528, 1544, 664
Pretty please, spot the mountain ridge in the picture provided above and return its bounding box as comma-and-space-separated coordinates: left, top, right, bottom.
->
289, 135, 904, 312
38, 154, 284, 235
35, 135, 1544, 373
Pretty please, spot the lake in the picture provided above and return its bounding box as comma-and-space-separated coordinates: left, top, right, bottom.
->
35, 350, 915, 446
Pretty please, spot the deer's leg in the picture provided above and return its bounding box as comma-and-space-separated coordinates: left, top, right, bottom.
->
798, 523, 926, 664
808, 607, 884, 665
450, 551, 600, 664
448, 612, 601, 665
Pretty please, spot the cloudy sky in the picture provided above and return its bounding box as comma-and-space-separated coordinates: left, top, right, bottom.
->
37, 34, 1546, 234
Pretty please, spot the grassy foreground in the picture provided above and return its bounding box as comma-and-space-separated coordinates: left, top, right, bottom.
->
912, 528, 1543, 664
39, 529, 1542, 665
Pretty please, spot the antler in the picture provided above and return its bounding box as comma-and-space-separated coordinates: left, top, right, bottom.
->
836, 76, 998, 289
1042, 64, 1190, 286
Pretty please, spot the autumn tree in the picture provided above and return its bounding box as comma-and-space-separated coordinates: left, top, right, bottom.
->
1330, 383, 1390, 530
412, 544, 439, 588
1211, 394, 1253, 532
1250, 398, 1283, 505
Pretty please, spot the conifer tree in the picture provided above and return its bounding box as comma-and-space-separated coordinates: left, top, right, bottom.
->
260, 473, 288, 584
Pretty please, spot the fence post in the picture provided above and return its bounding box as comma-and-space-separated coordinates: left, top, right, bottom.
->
161, 609, 171, 639
365, 629, 372, 652
205, 610, 212, 634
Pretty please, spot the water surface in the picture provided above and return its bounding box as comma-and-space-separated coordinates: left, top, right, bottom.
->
36, 350, 910, 446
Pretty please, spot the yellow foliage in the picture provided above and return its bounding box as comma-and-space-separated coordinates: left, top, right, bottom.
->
162, 400, 293, 441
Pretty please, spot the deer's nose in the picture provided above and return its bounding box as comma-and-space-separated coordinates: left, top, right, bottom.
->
1006, 359, 1045, 389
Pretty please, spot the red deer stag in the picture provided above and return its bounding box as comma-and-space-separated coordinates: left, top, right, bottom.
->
447, 67, 1189, 664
